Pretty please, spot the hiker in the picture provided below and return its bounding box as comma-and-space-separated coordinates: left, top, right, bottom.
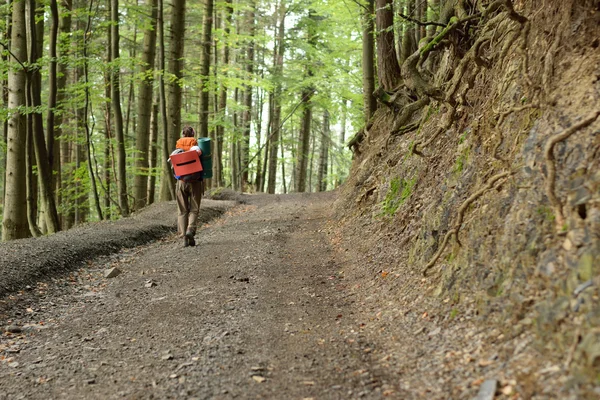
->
173, 126, 203, 247
176, 125, 198, 151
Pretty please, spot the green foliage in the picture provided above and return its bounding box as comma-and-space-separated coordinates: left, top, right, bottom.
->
380, 176, 417, 217
453, 145, 470, 174
449, 308, 459, 319
536, 206, 555, 222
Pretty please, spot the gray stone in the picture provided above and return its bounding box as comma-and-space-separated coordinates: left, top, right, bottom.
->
5, 325, 22, 334
104, 267, 122, 279
474, 379, 497, 400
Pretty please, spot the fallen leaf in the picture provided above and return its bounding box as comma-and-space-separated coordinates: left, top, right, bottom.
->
381, 271, 389, 278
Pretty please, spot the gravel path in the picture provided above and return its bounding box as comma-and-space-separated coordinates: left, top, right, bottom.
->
0, 192, 399, 399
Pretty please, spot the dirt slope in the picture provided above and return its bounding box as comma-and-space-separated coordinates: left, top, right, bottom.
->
335, 0, 600, 398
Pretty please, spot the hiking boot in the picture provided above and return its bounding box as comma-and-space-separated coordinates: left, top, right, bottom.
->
185, 231, 195, 247
183, 235, 190, 247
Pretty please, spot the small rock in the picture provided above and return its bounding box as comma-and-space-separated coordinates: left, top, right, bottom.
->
428, 327, 441, 337
5, 325, 22, 334
161, 354, 174, 361
104, 267, 122, 279
145, 280, 157, 288
252, 376, 266, 383
8, 362, 20, 368
474, 379, 497, 400
86, 379, 96, 384
562, 238, 573, 251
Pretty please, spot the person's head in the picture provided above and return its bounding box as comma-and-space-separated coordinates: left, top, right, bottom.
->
182, 126, 195, 137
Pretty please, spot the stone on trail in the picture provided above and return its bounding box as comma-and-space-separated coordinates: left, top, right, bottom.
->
104, 267, 122, 278
5, 325, 22, 334
145, 280, 157, 288
474, 379, 498, 400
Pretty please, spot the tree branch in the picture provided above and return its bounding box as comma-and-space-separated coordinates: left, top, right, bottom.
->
398, 12, 446, 28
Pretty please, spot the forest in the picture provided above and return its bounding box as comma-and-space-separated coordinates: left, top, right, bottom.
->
1, 0, 368, 240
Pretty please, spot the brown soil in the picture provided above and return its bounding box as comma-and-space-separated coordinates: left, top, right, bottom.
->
0, 192, 402, 399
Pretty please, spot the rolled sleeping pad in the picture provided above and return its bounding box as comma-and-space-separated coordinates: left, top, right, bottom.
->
197, 137, 213, 179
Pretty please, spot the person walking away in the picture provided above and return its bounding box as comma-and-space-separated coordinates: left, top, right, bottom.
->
174, 126, 203, 247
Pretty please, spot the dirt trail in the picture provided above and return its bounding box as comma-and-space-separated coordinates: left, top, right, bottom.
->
0, 193, 398, 399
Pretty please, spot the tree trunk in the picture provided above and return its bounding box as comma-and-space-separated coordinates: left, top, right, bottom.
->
46, 0, 58, 185
1, 0, 11, 208
294, 84, 313, 192
58, 0, 73, 229
267, 0, 285, 194
157, 0, 174, 201
133, 0, 158, 210
241, 1, 255, 191
26, 118, 41, 236
198, 0, 214, 139
376, 0, 401, 90
400, 0, 416, 63
294, 10, 317, 193
27, 0, 60, 233
111, 0, 130, 216
362, 0, 376, 122
231, 86, 241, 190
2, 0, 29, 240
167, 0, 186, 157
317, 110, 330, 192
147, 102, 159, 205
215, 0, 233, 188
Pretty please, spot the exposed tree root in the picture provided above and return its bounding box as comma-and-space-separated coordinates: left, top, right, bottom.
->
492, 103, 539, 161
544, 110, 600, 230
412, 105, 457, 156
422, 170, 512, 276
391, 97, 430, 133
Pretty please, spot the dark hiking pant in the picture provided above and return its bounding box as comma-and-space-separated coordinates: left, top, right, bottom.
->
176, 179, 202, 236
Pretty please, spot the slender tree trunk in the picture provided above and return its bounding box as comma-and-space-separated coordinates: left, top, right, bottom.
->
26, 118, 41, 236
428, 0, 440, 36
295, 83, 313, 192
167, 0, 186, 156
362, 0, 376, 122
81, 0, 104, 221
27, 0, 60, 233
215, 0, 233, 188
133, 0, 158, 210
47, 0, 58, 184
400, 0, 416, 63
147, 102, 159, 205
58, 0, 73, 229
267, 0, 285, 194
376, 0, 401, 90
157, 0, 174, 201
111, 0, 129, 216
241, 1, 255, 191
280, 130, 286, 194
308, 125, 316, 192
231, 86, 240, 190
2, 0, 29, 240
337, 99, 348, 186
198, 0, 214, 139
125, 15, 138, 140
294, 11, 317, 193
317, 110, 330, 192
1, 0, 11, 209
